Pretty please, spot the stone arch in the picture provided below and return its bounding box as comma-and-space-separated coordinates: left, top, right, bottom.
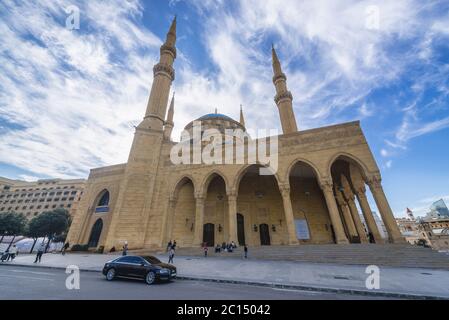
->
285, 158, 322, 183
170, 175, 197, 199
288, 160, 334, 244
199, 170, 230, 197
232, 164, 282, 195
327, 152, 373, 181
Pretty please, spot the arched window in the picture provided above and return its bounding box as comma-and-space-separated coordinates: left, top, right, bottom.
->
98, 191, 109, 206
95, 190, 110, 213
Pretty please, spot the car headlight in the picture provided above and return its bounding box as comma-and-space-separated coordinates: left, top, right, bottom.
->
159, 268, 170, 273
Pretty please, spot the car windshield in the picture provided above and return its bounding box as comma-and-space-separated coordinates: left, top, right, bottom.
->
143, 256, 161, 264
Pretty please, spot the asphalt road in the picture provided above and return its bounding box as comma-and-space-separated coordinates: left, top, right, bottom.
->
0, 265, 389, 300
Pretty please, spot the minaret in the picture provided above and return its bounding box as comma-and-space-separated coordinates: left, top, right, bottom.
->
272, 45, 298, 134
103, 18, 178, 251
239, 104, 245, 127
139, 16, 177, 131
164, 92, 175, 140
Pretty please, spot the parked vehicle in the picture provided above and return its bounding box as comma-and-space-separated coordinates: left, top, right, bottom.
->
102, 255, 176, 285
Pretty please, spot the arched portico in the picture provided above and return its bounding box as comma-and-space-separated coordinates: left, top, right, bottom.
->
329, 154, 404, 244
168, 177, 196, 247
288, 161, 335, 244
234, 164, 293, 246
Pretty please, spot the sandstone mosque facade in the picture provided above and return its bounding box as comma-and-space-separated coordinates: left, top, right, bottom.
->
67, 18, 404, 251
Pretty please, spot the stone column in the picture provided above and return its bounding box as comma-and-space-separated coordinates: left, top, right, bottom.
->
227, 192, 238, 243
334, 187, 358, 240
340, 175, 368, 243
346, 197, 369, 243
279, 184, 299, 245
367, 175, 405, 243
164, 196, 178, 244
320, 179, 349, 244
193, 194, 205, 246
354, 186, 383, 243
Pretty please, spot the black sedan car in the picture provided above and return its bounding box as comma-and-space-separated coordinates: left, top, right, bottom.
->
102, 255, 176, 285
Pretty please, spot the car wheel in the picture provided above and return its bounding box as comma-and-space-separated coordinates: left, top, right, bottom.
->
106, 268, 116, 281
145, 271, 156, 285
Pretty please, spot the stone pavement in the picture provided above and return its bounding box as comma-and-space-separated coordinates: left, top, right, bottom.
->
1, 252, 449, 299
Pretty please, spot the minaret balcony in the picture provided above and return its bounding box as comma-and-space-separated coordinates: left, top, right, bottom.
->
153, 63, 175, 81
274, 91, 293, 104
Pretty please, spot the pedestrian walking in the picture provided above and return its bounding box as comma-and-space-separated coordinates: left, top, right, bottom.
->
203, 245, 208, 257
167, 240, 172, 252
168, 247, 175, 264
122, 242, 128, 256
62, 242, 70, 255
7, 245, 18, 261
244, 245, 248, 259
34, 242, 45, 263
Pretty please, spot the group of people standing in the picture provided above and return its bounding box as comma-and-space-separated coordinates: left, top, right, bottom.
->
213, 242, 249, 259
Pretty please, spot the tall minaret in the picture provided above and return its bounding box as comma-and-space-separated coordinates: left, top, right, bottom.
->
164, 92, 175, 140
272, 45, 298, 134
103, 18, 178, 251
139, 16, 177, 131
239, 104, 245, 127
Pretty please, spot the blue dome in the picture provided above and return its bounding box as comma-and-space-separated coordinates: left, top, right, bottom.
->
198, 113, 234, 121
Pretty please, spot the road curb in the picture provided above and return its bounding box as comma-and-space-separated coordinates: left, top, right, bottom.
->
1, 263, 447, 300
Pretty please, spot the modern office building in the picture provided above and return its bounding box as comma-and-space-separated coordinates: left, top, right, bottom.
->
0, 176, 85, 219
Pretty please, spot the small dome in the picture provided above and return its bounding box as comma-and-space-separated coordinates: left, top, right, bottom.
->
183, 112, 246, 134
198, 113, 234, 121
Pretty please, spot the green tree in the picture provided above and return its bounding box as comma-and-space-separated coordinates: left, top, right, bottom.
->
0, 212, 27, 250
24, 215, 48, 253
36, 209, 71, 252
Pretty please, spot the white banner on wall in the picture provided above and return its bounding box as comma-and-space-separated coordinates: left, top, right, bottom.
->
295, 219, 310, 240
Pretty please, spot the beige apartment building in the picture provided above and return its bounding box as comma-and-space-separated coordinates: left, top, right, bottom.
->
0, 176, 85, 219
66, 18, 404, 251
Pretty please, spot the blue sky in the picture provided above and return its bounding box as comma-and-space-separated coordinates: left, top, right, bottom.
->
0, 0, 448, 218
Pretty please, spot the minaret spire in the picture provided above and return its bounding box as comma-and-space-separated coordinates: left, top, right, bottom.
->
239, 104, 245, 127
272, 45, 283, 78
139, 17, 177, 131
165, 16, 177, 48
272, 44, 298, 134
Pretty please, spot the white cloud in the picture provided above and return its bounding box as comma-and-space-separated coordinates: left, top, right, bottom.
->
380, 149, 389, 157
1, 0, 449, 180
0, 0, 161, 178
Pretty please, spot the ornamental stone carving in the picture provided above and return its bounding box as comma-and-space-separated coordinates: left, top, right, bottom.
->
153, 63, 175, 81
274, 91, 293, 104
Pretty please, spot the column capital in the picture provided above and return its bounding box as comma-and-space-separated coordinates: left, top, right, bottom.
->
354, 184, 367, 197
342, 188, 355, 202
278, 183, 291, 198
226, 188, 237, 199
194, 193, 205, 202
319, 178, 334, 193
367, 174, 382, 190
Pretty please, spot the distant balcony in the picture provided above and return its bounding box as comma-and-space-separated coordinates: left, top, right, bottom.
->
95, 206, 109, 213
